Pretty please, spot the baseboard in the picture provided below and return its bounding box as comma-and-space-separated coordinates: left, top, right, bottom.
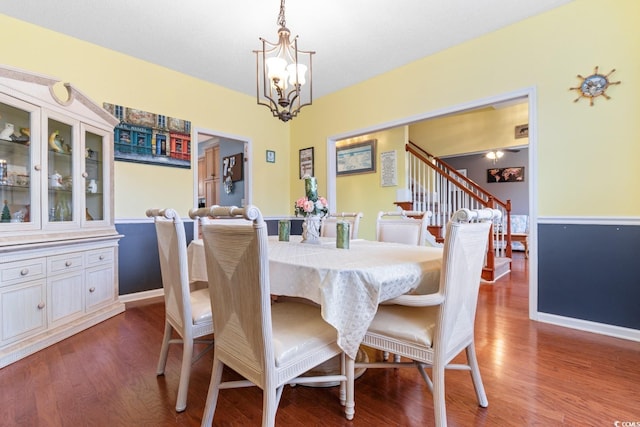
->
537, 312, 640, 343
119, 288, 164, 304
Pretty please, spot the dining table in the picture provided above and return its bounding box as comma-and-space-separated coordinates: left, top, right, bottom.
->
187, 236, 443, 360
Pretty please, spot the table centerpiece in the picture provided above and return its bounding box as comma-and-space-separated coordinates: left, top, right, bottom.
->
294, 176, 329, 244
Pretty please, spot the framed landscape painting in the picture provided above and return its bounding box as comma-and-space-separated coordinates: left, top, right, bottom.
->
336, 139, 376, 176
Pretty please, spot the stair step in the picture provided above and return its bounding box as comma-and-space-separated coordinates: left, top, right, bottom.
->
482, 257, 511, 283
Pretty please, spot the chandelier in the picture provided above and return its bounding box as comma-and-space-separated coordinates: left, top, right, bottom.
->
486, 150, 504, 164
254, 0, 314, 122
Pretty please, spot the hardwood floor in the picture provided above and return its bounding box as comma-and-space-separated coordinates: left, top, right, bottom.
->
1, 253, 639, 426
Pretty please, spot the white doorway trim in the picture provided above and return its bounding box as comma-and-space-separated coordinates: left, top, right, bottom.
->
325, 86, 539, 320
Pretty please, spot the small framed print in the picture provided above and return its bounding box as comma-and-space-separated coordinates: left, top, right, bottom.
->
299, 147, 314, 178
515, 124, 529, 139
266, 150, 276, 163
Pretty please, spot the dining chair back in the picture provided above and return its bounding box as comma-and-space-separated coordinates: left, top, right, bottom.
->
357, 208, 501, 427
145, 208, 214, 412
376, 210, 432, 246
321, 212, 363, 239
199, 205, 354, 426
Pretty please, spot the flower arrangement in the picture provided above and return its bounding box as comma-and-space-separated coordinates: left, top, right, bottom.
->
294, 176, 329, 218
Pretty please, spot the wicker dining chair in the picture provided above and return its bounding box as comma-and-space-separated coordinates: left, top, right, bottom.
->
376, 210, 432, 246
320, 212, 363, 239
146, 208, 214, 412
199, 205, 354, 426
356, 208, 501, 427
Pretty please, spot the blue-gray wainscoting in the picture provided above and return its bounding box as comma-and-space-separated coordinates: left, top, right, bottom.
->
115, 218, 303, 295
116, 218, 639, 337
538, 223, 640, 330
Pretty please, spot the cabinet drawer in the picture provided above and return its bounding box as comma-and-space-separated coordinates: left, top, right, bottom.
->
1, 258, 47, 286
48, 253, 84, 274
85, 248, 114, 267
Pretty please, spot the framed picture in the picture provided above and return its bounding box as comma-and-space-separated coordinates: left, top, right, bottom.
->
487, 166, 525, 183
103, 103, 192, 169
515, 124, 529, 139
299, 147, 314, 178
336, 139, 376, 176
266, 150, 275, 163
223, 153, 243, 182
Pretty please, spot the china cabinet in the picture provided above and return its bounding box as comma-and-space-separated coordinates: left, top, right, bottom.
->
0, 65, 124, 368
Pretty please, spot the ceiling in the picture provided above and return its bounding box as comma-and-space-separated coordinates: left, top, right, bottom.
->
1, 0, 572, 99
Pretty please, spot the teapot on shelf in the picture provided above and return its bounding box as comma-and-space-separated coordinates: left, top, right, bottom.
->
87, 179, 98, 194
49, 171, 62, 189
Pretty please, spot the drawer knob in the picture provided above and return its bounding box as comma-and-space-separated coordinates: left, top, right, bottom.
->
37, 302, 45, 309
89, 287, 96, 293
65, 261, 72, 267
99, 255, 105, 260
20, 268, 29, 276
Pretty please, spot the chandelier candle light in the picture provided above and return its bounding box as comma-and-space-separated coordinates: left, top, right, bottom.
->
255, 0, 315, 122
294, 176, 328, 244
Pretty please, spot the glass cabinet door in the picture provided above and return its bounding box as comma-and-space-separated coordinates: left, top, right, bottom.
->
0, 96, 39, 229
47, 117, 74, 224
83, 125, 109, 224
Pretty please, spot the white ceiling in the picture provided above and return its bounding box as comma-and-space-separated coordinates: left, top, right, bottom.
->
1, 0, 572, 99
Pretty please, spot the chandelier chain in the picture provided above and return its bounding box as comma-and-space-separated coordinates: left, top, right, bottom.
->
277, 0, 286, 28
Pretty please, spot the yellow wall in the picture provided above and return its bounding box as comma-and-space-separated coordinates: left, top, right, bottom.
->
0, 14, 289, 218
291, 0, 640, 217
2, 0, 638, 220
334, 127, 407, 240
409, 103, 529, 156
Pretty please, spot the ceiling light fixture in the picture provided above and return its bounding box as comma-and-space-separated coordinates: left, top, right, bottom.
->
486, 150, 504, 164
254, 0, 314, 122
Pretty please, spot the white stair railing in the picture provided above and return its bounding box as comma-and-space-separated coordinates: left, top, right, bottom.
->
405, 143, 512, 261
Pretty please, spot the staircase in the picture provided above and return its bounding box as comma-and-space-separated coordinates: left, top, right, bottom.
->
404, 142, 515, 282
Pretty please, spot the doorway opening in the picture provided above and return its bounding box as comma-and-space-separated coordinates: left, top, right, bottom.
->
325, 87, 538, 320
193, 127, 251, 233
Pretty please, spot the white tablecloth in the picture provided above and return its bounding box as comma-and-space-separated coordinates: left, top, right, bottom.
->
188, 236, 442, 359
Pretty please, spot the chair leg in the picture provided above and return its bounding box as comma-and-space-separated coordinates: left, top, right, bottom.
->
339, 352, 346, 405
175, 336, 194, 412
465, 344, 488, 408
156, 321, 172, 375
201, 357, 224, 427
262, 386, 280, 427
432, 363, 447, 427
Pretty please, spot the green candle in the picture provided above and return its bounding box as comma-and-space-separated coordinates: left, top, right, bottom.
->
305, 176, 317, 201
336, 221, 350, 249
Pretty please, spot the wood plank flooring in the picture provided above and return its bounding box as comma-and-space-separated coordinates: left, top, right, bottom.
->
1, 253, 639, 426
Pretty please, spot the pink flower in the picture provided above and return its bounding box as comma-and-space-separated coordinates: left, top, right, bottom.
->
318, 197, 328, 207
303, 200, 315, 213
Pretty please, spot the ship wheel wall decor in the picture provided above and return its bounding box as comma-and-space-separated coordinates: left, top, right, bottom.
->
570, 66, 621, 106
